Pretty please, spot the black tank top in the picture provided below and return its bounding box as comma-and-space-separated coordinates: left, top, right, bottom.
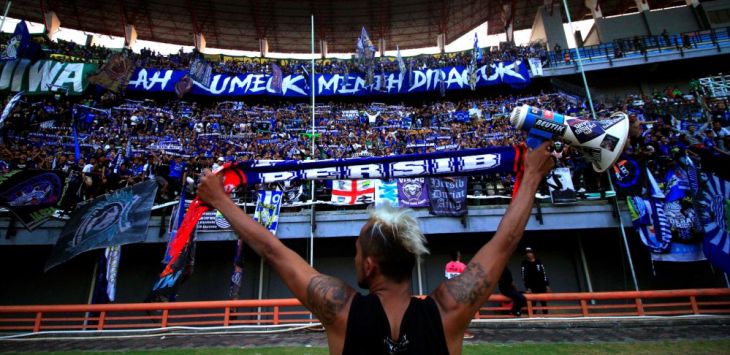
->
342, 293, 449, 355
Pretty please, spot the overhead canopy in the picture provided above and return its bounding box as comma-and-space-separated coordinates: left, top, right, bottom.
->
11, 0, 688, 53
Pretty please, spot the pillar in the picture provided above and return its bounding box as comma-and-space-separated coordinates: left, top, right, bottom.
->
259, 38, 269, 58
529, 3, 569, 50
501, 3, 514, 44
43, 11, 60, 40
194, 33, 206, 52
437, 33, 446, 53
124, 24, 137, 48
320, 39, 328, 59
378, 38, 386, 57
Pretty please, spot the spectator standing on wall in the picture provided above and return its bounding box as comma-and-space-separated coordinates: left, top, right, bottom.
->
521, 247, 551, 314
498, 267, 527, 317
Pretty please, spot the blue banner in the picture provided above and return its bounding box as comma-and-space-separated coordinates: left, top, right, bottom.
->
127, 61, 531, 97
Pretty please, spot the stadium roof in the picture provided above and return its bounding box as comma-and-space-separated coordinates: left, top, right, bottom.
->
12, 0, 690, 53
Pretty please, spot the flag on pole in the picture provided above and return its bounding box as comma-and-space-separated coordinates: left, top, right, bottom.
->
253, 190, 283, 235
472, 33, 483, 62
698, 173, 730, 273
271, 63, 283, 94
45, 180, 158, 271
228, 239, 245, 300
627, 196, 672, 253
1, 21, 34, 61
73, 114, 81, 164
331, 180, 374, 205
397, 46, 407, 73
92, 245, 122, 303
0, 91, 23, 130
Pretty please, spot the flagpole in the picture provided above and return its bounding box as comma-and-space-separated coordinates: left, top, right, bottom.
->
0, 1, 12, 34
416, 260, 423, 296
577, 235, 595, 304
83, 258, 99, 328
309, 14, 316, 268
607, 174, 640, 291
560, 0, 596, 120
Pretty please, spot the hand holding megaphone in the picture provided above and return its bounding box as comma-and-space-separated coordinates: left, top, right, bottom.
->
510, 105, 629, 172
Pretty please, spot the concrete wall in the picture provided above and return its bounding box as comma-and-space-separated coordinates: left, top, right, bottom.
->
645, 6, 702, 35
593, 6, 702, 44
1, 228, 725, 306
702, 0, 730, 28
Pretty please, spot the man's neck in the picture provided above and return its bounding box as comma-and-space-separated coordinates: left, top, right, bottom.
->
369, 278, 413, 301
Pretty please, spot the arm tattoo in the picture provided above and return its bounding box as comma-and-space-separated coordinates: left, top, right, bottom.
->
306, 275, 352, 325
444, 263, 491, 306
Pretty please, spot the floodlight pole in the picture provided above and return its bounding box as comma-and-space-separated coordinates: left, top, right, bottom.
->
560, 0, 597, 120
0, 1, 12, 34
309, 14, 316, 268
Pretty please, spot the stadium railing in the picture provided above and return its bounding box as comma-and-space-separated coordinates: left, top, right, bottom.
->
1, 288, 728, 332
545, 27, 730, 68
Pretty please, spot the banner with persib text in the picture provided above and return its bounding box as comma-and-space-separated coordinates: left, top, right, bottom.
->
126, 61, 531, 97
0, 59, 97, 95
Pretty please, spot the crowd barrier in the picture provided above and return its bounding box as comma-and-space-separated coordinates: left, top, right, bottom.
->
546, 27, 730, 68
1, 289, 728, 333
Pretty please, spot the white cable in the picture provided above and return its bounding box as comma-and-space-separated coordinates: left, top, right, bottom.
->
0, 323, 322, 341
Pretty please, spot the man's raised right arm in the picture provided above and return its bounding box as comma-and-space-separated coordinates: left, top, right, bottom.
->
430, 142, 554, 336
197, 173, 355, 328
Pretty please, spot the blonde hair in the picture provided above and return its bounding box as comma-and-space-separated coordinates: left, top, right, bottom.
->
367, 203, 430, 262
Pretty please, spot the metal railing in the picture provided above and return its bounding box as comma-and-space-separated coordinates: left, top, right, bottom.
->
1, 289, 728, 333
545, 27, 730, 68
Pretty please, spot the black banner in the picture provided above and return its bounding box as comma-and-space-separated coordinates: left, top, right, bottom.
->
612, 156, 644, 197
0, 170, 65, 230
45, 180, 158, 271
427, 177, 468, 217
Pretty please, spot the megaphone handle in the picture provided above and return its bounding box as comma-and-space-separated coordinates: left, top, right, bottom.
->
526, 137, 544, 150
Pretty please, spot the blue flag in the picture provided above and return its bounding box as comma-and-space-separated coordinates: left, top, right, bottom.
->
73, 116, 81, 164
627, 196, 672, 253
271, 63, 283, 94
1, 21, 31, 61
473, 33, 483, 62
699, 173, 730, 273
0, 91, 22, 129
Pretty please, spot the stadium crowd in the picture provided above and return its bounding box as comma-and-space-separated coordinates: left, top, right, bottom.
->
1, 83, 727, 209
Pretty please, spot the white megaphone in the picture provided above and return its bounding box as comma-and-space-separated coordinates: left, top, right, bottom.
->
510, 105, 629, 172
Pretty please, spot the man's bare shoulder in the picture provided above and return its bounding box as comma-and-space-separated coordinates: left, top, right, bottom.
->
305, 274, 357, 326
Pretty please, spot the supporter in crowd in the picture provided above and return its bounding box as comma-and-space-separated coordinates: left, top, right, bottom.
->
521, 247, 550, 314
498, 267, 527, 317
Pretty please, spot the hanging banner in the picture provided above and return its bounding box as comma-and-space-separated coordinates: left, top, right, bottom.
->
397, 178, 429, 208
126, 61, 531, 97
374, 179, 399, 207
428, 177, 468, 217
331, 180, 375, 205
546, 167, 576, 204
0, 59, 97, 95
0, 169, 65, 231
252, 190, 283, 235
